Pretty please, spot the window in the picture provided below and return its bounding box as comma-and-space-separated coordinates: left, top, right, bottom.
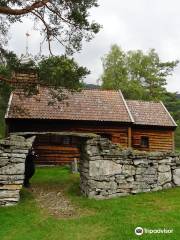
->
62, 136, 71, 145
141, 136, 149, 148
100, 133, 112, 140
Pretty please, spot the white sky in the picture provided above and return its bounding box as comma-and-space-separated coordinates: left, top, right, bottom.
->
8, 0, 180, 93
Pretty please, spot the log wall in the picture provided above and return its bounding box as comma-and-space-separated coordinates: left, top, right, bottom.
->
132, 128, 174, 152
6, 119, 175, 165
8, 119, 129, 165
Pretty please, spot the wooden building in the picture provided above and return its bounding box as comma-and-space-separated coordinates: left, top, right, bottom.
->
5, 87, 177, 165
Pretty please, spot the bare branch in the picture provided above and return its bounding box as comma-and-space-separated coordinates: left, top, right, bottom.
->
32, 10, 53, 55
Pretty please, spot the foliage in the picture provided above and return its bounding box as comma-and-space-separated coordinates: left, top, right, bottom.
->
0, 50, 17, 137
164, 92, 180, 121
101, 45, 179, 100
0, 0, 100, 55
175, 120, 180, 151
38, 55, 90, 90
164, 92, 180, 150
0, 52, 90, 137
0, 82, 11, 138
0, 167, 180, 240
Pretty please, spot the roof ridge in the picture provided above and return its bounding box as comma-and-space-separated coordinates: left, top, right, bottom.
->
119, 91, 134, 123
82, 88, 120, 92
160, 101, 177, 127
126, 99, 160, 104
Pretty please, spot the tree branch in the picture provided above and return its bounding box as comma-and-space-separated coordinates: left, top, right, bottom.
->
32, 10, 53, 55
0, 0, 50, 16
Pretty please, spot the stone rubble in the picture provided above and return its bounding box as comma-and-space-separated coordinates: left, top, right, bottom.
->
80, 137, 180, 199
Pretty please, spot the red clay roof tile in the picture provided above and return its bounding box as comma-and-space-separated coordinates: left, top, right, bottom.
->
6, 88, 132, 122
126, 100, 177, 127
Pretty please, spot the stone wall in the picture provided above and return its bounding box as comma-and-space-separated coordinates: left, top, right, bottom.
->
80, 137, 180, 199
0, 134, 35, 206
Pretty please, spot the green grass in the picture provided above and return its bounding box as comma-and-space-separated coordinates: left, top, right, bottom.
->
0, 167, 180, 240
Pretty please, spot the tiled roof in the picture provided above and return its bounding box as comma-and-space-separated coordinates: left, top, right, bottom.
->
6, 88, 132, 122
6, 88, 177, 127
126, 100, 177, 127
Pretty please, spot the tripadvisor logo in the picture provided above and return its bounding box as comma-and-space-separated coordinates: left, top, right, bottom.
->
135, 227, 144, 236
135, 227, 173, 236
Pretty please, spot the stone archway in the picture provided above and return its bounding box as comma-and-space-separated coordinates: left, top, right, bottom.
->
0, 132, 97, 206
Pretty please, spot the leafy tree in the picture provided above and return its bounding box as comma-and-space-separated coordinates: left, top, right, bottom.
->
164, 92, 180, 151
101, 45, 179, 100
0, 52, 90, 137
0, 81, 11, 138
0, 0, 100, 55
164, 92, 180, 121
38, 55, 89, 90
175, 120, 180, 152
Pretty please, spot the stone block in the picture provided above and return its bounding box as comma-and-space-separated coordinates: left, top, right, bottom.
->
151, 186, 162, 191
158, 165, 171, 173
0, 190, 20, 198
0, 184, 22, 190
9, 157, 25, 163
163, 183, 172, 189
0, 157, 9, 167
89, 160, 122, 177
158, 172, 172, 185
133, 159, 148, 166
122, 165, 135, 176
0, 163, 25, 175
173, 168, 180, 186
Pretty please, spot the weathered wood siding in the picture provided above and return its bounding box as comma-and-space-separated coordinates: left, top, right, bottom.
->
34, 145, 80, 165
6, 119, 175, 164
6, 119, 129, 164
132, 128, 174, 152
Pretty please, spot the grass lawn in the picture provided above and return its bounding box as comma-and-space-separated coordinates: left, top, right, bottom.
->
0, 167, 180, 240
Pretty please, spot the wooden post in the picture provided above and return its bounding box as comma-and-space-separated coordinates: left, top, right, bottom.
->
128, 127, 132, 148
172, 131, 175, 152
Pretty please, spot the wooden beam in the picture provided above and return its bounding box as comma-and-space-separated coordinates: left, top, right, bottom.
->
172, 131, 175, 152
128, 127, 132, 148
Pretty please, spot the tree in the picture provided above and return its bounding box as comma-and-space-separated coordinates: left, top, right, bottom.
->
101, 45, 179, 100
38, 55, 90, 90
0, 0, 100, 55
0, 52, 90, 137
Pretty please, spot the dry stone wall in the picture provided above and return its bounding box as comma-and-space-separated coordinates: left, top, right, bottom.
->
0, 134, 35, 206
80, 137, 180, 199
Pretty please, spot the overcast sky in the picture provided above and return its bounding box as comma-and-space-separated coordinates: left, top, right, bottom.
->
9, 0, 180, 93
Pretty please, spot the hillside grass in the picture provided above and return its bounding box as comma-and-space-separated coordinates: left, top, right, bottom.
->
0, 166, 180, 240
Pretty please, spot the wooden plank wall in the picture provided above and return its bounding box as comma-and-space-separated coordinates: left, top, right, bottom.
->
34, 145, 80, 165
132, 128, 174, 152
33, 125, 129, 165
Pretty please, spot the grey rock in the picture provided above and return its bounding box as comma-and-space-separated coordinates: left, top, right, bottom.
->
158, 172, 172, 185
173, 168, 180, 186
158, 165, 171, 173
0, 190, 20, 198
0, 157, 9, 167
151, 186, 162, 191
122, 165, 135, 176
163, 183, 172, 189
0, 163, 25, 175
89, 160, 122, 177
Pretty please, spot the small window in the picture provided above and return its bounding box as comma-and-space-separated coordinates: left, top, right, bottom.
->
141, 136, 149, 148
100, 133, 112, 140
